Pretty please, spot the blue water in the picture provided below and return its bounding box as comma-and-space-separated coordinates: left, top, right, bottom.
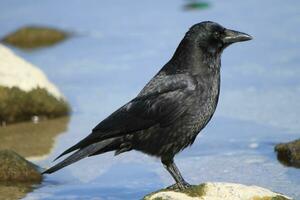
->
0, 0, 299, 199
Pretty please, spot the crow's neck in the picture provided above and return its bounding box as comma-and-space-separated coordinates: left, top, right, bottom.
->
163, 38, 221, 75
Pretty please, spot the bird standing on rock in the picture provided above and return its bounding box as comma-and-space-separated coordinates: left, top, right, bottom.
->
43, 21, 252, 190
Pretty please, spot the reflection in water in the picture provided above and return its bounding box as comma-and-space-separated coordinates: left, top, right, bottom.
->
0, 117, 69, 161
0, 183, 33, 200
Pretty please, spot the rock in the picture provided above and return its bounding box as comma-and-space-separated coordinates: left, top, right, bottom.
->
0, 44, 70, 123
275, 139, 300, 168
0, 150, 42, 183
1, 26, 69, 49
183, 1, 210, 11
0, 44, 62, 98
0, 150, 40, 199
143, 182, 291, 200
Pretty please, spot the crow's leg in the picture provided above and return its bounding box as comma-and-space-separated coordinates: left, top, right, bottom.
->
161, 157, 191, 190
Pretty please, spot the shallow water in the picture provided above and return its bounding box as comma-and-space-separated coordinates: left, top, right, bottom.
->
0, 117, 69, 160
0, 0, 299, 199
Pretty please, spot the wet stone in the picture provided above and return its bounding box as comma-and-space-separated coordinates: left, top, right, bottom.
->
0, 150, 42, 183
143, 182, 291, 200
275, 139, 300, 168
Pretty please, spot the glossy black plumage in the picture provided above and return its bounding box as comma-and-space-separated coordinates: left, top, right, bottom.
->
43, 21, 252, 189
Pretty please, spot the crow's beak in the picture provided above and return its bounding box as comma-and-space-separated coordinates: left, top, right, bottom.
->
222, 29, 252, 44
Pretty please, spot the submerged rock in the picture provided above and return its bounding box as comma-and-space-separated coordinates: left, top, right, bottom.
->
0, 44, 70, 124
143, 182, 291, 200
0, 150, 42, 183
275, 139, 300, 168
1, 26, 69, 49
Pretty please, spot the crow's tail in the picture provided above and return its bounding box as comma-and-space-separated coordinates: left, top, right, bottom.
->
42, 138, 118, 174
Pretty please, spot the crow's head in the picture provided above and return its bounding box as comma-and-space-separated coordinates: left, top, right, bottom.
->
186, 21, 252, 54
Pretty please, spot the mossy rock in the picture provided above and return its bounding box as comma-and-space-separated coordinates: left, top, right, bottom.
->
1, 26, 69, 49
183, 1, 210, 11
0, 150, 42, 183
143, 182, 291, 200
0, 86, 70, 124
275, 139, 300, 168
144, 184, 206, 200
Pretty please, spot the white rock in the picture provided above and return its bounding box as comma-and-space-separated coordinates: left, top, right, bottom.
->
145, 182, 292, 200
0, 44, 63, 99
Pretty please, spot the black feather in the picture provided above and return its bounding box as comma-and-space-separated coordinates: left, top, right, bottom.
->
43, 138, 118, 174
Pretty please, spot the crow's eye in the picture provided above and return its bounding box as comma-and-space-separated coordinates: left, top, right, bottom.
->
214, 31, 220, 38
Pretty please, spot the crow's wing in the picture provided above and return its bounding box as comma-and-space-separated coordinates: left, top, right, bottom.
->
55, 74, 196, 159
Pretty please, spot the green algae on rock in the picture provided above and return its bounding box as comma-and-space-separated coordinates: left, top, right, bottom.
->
0, 86, 70, 124
0, 44, 70, 124
143, 182, 291, 200
1, 26, 69, 49
0, 150, 42, 183
275, 139, 300, 168
144, 184, 206, 200
183, 1, 210, 11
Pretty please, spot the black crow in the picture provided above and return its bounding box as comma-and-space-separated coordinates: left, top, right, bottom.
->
43, 21, 252, 189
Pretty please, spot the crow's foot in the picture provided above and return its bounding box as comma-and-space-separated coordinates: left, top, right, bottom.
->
167, 181, 191, 190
